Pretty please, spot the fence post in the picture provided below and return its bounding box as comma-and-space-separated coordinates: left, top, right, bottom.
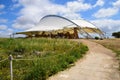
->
9, 55, 13, 80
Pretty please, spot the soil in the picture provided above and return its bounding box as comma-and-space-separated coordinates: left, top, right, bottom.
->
48, 39, 120, 80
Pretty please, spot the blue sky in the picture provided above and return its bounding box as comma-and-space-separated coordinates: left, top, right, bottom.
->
0, 0, 120, 37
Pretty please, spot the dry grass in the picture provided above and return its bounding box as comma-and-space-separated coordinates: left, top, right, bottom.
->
94, 38, 120, 52
93, 38, 120, 69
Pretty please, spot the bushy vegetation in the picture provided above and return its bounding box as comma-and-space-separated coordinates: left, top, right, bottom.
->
0, 38, 88, 80
112, 31, 120, 38
95, 36, 99, 40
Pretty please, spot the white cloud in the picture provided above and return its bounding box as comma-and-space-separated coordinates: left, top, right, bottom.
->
93, 0, 120, 18
0, 4, 5, 15
113, 0, 120, 8
0, 19, 8, 23
67, 1, 92, 12
0, 28, 14, 37
12, 23, 35, 30
93, 0, 104, 7
0, 25, 7, 30
6, 28, 14, 35
11, 4, 21, 10
12, 0, 92, 30
0, 4, 5, 9
62, 13, 81, 20
91, 19, 120, 35
93, 8, 119, 18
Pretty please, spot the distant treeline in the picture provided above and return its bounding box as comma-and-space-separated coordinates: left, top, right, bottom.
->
112, 31, 120, 38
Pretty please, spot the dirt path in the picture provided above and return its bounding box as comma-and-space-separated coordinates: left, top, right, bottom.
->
48, 40, 120, 80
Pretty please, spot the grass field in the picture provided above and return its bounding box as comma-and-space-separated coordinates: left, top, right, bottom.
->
0, 38, 88, 80
94, 38, 120, 69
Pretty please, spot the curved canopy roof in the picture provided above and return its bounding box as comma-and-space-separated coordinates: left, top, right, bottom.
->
16, 15, 104, 38
26, 15, 97, 32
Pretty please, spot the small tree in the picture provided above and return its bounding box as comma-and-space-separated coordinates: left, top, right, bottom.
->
112, 31, 120, 38
95, 36, 99, 40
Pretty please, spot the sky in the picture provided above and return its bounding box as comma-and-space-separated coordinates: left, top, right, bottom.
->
0, 0, 120, 37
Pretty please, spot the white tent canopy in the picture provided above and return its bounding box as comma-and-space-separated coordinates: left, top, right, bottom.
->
16, 15, 104, 38
26, 15, 97, 32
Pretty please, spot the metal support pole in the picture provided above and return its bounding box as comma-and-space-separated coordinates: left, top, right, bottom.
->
9, 55, 13, 80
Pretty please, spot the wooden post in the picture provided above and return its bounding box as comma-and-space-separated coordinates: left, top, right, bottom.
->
9, 55, 13, 80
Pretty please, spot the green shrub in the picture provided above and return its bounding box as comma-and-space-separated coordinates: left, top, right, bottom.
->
24, 44, 88, 80
95, 36, 99, 40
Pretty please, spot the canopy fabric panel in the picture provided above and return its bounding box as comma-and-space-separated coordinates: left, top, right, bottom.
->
72, 20, 96, 28
82, 27, 103, 34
